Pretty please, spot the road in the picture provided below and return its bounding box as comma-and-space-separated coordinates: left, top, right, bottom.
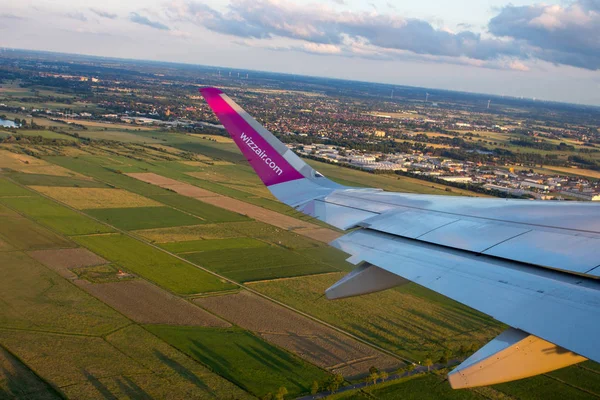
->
296, 360, 462, 400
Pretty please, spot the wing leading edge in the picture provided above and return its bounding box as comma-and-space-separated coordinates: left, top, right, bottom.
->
200, 87, 600, 388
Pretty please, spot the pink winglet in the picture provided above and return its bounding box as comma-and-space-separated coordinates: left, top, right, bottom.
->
200, 87, 304, 187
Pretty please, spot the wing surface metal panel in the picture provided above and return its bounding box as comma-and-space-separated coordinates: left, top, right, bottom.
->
329, 229, 600, 365
448, 328, 587, 388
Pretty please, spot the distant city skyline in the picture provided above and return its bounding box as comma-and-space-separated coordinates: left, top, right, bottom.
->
1, 0, 599, 105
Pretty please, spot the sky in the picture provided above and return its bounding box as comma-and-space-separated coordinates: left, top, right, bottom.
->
1, 0, 599, 106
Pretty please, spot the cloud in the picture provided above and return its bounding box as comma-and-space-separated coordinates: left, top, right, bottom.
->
169, 0, 599, 71
66, 12, 87, 22
0, 13, 24, 20
129, 12, 170, 30
488, 1, 600, 70
90, 8, 117, 19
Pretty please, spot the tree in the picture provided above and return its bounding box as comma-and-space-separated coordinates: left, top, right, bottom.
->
380, 371, 389, 382
368, 366, 379, 375
438, 353, 448, 365
275, 386, 288, 400
311, 381, 319, 395
406, 363, 416, 373
261, 394, 273, 400
458, 344, 468, 356
368, 371, 379, 385
424, 358, 433, 372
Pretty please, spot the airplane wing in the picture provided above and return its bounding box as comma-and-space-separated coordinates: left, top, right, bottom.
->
200, 87, 600, 388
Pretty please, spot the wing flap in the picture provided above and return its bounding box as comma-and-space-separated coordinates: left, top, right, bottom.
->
448, 328, 587, 388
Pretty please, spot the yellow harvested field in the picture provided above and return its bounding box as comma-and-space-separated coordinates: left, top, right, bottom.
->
546, 166, 600, 179
126, 173, 219, 198
134, 224, 241, 242
0, 149, 88, 177
189, 134, 233, 143
29, 186, 162, 209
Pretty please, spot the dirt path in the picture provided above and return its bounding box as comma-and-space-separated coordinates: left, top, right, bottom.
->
126, 172, 340, 243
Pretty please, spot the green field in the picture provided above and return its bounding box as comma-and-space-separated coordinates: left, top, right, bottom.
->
493, 371, 598, 400
8, 172, 107, 188
0, 178, 33, 196
224, 221, 322, 250
134, 224, 243, 242
0, 251, 128, 335
146, 325, 330, 398
0, 214, 74, 250
249, 273, 504, 361
150, 194, 249, 223
74, 233, 236, 294
7, 129, 78, 141
0, 195, 114, 235
45, 156, 173, 196
0, 345, 64, 399
160, 237, 267, 253
183, 246, 336, 282
333, 373, 482, 400
85, 206, 203, 230
0, 326, 253, 399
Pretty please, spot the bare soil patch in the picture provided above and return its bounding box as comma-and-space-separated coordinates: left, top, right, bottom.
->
126, 173, 219, 198
82, 279, 231, 326
195, 291, 400, 377
126, 172, 182, 186
165, 184, 219, 198
27, 247, 108, 279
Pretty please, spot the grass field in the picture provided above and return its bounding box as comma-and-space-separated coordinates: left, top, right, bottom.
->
134, 224, 243, 242
150, 194, 250, 223
0, 195, 114, 235
160, 237, 267, 253
85, 206, 204, 230
183, 246, 336, 282
0, 345, 63, 399
146, 325, 330, 398
8, 173, 107, 188
0, 178, 34, 196
0, 326, 253, 400
0, 214, 74, 250
7, 129, 78, 141
74, 233, 236, 295
30, 186, 162, 209
335, 373, 485, 400
493, 371, 598, 400
224, 221, 322, 250
249, 273, 504, 361
0, 251, 128, 335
